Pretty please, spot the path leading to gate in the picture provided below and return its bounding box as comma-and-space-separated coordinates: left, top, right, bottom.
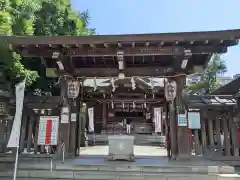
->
79, 145, 167, 156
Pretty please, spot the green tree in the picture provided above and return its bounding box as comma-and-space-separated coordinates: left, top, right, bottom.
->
187, 54, 227, 95
0, 0, 94, 92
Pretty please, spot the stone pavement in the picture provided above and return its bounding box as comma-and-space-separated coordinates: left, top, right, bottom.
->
79, 145, 168, 156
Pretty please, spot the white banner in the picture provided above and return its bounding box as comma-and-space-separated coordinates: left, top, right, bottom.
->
154, 107, 162, 133
88, 107, 94, 132
7, 79, 26, 148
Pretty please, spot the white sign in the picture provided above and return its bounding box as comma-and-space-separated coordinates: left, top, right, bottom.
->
71, 113, 76, 122
37, 116, 59, 145
178, 113, 187, 126
88, 107, 94, 132
188, 112, 201, 129
7, 79, 26, 148
153, 107, 162, 133
61, 107, 69, 123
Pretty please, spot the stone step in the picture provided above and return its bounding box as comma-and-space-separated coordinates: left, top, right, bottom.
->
1, 170, 240, 180
17, 162, 236, 174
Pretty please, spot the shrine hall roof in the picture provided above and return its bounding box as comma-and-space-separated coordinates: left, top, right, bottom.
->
187, 95, 236, 109
211, 77, 240, 95
0, 29, 240, 45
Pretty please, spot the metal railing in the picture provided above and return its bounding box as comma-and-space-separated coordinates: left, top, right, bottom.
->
50, 142, 65, 172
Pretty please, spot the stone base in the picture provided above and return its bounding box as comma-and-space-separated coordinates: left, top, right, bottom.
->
108, 153, 135, 162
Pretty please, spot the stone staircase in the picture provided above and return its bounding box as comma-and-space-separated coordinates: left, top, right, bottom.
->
0, 155, 239, 180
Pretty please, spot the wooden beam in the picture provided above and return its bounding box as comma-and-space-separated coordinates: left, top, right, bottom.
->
18, 46, 227, 57
74, 66, 179, 77
82, 98, 164, 102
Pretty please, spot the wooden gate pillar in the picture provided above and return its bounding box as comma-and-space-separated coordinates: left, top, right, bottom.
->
58, 77, 71, 154
200, 111, 207, 153
102, 101, 107, 131
222, 114, 231, 156
215, 115, 221, 148
175, 76, 190, 159
207, 118, 214, 146
229, 114, 239, 156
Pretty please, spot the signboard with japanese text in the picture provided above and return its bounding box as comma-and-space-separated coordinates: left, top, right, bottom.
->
38, 116, 59, 145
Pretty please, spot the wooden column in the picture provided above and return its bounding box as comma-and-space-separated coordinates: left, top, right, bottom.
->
69, 100, 77, 156
5, 116, 13, 152
229, 116, 239, 156
200, 112, 207, 153
222, 114, 231, 156
175, 76, 190, 159
169, 101, 177, 159
0, 118, 5, 152
207, 118, 214, 146
58, 78, 71, 154
27, 116, 34, 152
102, 102, 107, 131
19, 115, 28, 153
34, 113, 40, 154
215, 116, 221, 148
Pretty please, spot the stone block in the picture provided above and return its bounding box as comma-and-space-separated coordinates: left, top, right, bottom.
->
219, 166, 235, 174
218, 174, 240, 180
208, 166, 220, 174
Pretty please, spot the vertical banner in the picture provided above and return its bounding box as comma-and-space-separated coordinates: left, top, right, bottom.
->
153, 107, 162, 133
88, 107, 94, 132
188, 112, 201, 129
7, 79, 26, 148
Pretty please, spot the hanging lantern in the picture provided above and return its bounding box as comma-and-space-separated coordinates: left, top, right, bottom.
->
67, 79, 80, 99
93, 77, 97, 91
131, 77, 136, 90
164, 79, 177, 102
111, 78, 115, 92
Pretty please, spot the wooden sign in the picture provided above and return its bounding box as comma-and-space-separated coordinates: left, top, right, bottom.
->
38, 116, 59, 145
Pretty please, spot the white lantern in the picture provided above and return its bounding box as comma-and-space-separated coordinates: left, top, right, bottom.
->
67, 80, 80, 99
164, 80, 177, 102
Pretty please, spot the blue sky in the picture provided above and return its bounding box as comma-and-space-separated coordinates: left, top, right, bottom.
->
72, 0, 240, 77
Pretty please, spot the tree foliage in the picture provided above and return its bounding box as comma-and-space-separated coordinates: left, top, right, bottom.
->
0, 0, 94, 92
187, 54, 227, 95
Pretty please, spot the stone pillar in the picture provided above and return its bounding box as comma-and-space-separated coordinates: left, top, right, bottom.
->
175, 76, 190, 159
